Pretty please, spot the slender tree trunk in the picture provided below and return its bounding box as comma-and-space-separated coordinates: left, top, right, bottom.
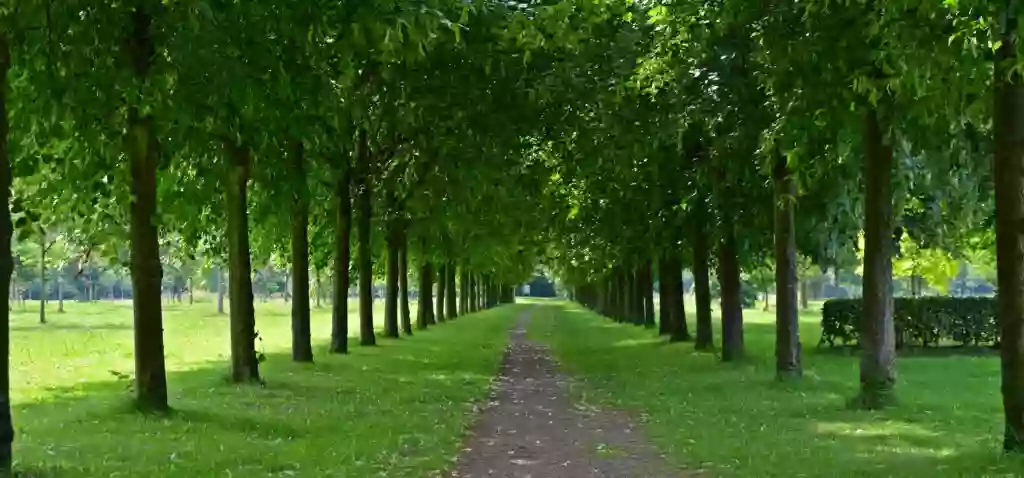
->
666, 252, 690, 342
0, 34, 16, 473
223, 140, 260, 383
693, 204, 714, 351
216, 266, 225, 315
800, 277, 809, 310
290, 140, 313, 363
446, 261, 457, 320
658, 252, 671, 336
417, 261, 434, 329
459, 267, 469, 316
315, 269, 322, 308
383, 222, 400, 338
399, 232, 412, 336
717, 224, 744, 362
330, 159, 352, 354
774, 153, 802, 379
435, 263, 447, 323
356, 132, 375, 347
642, 260, 655, 328
38, 242, 44, 324
468, 273, 477, 313
187, 278, 193, 305
996, 2, 1024, 448
856, 105, 896, 409
57, 274, 63, 313
123, 5, 171, 410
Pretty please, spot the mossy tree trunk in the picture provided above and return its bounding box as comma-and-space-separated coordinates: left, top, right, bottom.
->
224, 140, 260, 383
773, 153, 801, 379
398, 233, 412, 336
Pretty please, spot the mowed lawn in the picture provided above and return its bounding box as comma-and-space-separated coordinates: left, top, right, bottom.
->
527, 299, 1024, 477
11, 298, 518, 477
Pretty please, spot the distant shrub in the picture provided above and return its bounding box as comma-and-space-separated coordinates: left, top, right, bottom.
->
820, 297, 998, 348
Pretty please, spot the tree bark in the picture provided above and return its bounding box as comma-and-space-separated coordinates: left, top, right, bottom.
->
384, 222, 401, 338
123, 4, 171, 410
642, 259, 655, 328
658, 252, 671, 335
399, 233, 412, 336
459, 266, 469, 316
773, 153, 802, 379
468, 273, 478, 313
356, 131, 375, 347
290, 140, 313, 363
856, 105, 896, 409
0, 34, 16, 473
692, 203, 714, 351
223, 140, 260, 383
995, 1, 1024, 448
330, 156, 352, 354
717, 224, 744, 362
57, 274, 63, 313
436, 263, 447, 322
315, 269, 322, 308
446, 261, 457, 320
800, 277, 809, 310
666, 252, 690, 342
38, 242, 44, 324
417, 261, 434, 329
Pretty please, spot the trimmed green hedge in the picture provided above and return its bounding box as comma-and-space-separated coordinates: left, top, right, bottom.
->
820, 297, 998, 348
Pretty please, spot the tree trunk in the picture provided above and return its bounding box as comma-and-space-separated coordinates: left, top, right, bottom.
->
996, 2, 1024, 448
57, 274, 63, 313
223, 140, 260, 383
330, 158, 352, 354
290, 140, 313, 363
459, 267, 469, 316
717, 224, 744, 362
383, 222, 400, 338
856, 105, 896, 409
216, 266, 225, 315
773, 153, 802, 379
38, 242, 44, 324
417, 261, 434, 329
800, 277, 809, 310
0, 35, 15, 473
657, 252, 671, 335
642, 259, 655, 328
356, 131, 375, 347
446, 261, 457, 320
315, 269, 322, 308
435, 263, 447, 322
692, 203, 714, 351
468, 273, 477, 313
399, 233, 412, 336
666, 252, 690, 342
187, 277, 193, 305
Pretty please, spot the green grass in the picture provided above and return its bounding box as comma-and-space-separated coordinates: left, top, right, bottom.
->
12, 298, 518, 477
527, 299, 1024, 477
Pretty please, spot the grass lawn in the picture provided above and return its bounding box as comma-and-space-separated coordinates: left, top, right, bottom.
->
527, 299, 1024, 477
11, 298, 518, 477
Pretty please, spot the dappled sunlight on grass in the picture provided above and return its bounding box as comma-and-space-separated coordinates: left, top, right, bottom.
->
529, 299, 1024, 477
10, 299, 521, 477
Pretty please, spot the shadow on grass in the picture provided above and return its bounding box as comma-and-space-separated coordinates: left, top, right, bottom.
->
10, 304, 527, 477
528, 300, 1024, 477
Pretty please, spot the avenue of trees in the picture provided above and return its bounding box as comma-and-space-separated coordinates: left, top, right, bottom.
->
0, 0, 1022, 474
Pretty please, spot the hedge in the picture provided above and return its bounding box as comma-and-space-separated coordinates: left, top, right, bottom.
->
820, 297, 997, 348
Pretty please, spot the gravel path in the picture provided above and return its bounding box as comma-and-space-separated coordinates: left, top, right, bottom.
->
452, 309, 686, 478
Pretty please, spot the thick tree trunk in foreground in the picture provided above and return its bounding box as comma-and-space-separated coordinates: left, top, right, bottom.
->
996, 4, 1024, 448
717, 224, 744, 362
773, 154, 801, 379
0, 34, 16, 473
436, 263, 447, 323
446, 262, 457, 320
384, 223, 400, 338
693, 203, 714, 351
855, 105, 897, 409
290, 141, 313, 363
642, 259, 655, 328
124, 5, 170, 411
666, 252, 690, 342
356, 133, 375, 347
224, 141, 260, 383
658, 253, 671, 335
330, 160, 352, 354
417, 261, 434, 329
399, 235, 412, 336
